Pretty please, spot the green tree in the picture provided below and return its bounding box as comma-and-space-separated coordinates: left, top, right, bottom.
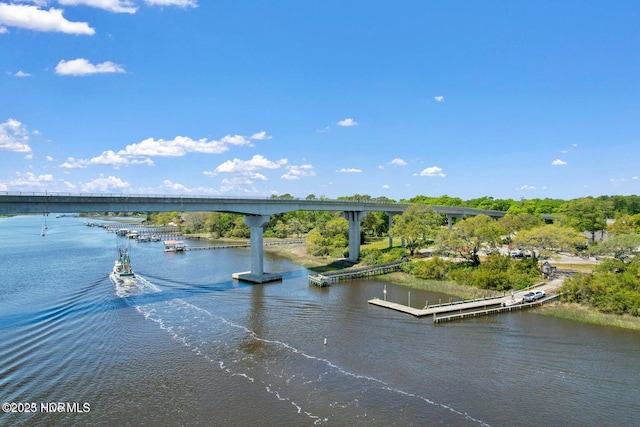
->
511, 224, 587, 261
182, 212, 208, 234
608, 214, 639, 235
150, 211, 182, 226
557, 197, 611, 243
389, 205, 442, 256
306, 217, 349, 257
561, 258, 640, 316
205, 212, 235, 238
592, 234, 640, 261
228, 216, 250, 238
499, 212, 544, 236
362, 211, 388, 237
436, 214, 504, 266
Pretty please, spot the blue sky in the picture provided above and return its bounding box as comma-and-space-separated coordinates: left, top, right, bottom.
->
1, 1, 639, 201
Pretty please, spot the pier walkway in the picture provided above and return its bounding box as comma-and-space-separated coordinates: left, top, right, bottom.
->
309, 261, 406, 287
368, 278, 564, 323
186, 239, 305, 251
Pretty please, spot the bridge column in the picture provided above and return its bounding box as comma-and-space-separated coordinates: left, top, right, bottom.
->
446, 214, 455, 230
233, 214, 282, 284
388, 212, 394, 248
343, 211, 364, 262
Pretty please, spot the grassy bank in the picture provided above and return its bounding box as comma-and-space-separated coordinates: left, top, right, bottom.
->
539, 302, 640, 330
382, 272, 502, 300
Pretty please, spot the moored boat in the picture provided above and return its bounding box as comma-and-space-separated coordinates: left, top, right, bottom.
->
164, 239, 186, 252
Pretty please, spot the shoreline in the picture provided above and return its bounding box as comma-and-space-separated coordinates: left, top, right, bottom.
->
263, 241, 640, 331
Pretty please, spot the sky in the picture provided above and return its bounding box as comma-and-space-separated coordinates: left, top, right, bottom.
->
1, 1, 639, 201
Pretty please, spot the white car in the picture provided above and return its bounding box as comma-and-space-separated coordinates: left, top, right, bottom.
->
533, 290, 546, 300
522, 290, 546, 303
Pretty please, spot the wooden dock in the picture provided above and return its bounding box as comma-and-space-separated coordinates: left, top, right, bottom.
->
186, 239, 305, 251
368, 279, 564, 323
309, 261, 406, 287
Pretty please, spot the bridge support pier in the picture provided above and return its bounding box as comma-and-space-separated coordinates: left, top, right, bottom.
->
343, 211, 364, 262
446, 214, 456, 229
233, 214, 282, 284
388, 212, 394, 248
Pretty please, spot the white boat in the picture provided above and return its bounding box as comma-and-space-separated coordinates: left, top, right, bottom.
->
110, 248, 135, 283
164, 239, 186, 252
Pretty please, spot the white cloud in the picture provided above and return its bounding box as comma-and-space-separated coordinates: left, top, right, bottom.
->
56, 58, 125, 76
15, 70, 31, 77
551, 159, 567, 166
218, 176, 255, 186
316, 126, 330, 134
519, 184, 536, 190
160, 179, 216, 194
281, 164, 315, 180
220, 134, 252, 146
434, 95, 444, 102
144, 0, 198, 7
211, 154, 287, 180
337, 118, 358, 127
633, 176, 639, 180
79, 174, 131, 192
390, 158, 407, 166
60, 156, 87, 169
337, 168, 362, 173
58, 0, 138, 14
122, 135, 230, 157
0, 118, 32, 153
382, 184, 390, 189
60, 132, 264, 168
0, 171, 54, 191
88, 150, 154, 167
0, 4, 95, 34
162, 179, 189, 192
250, 131, 272, 140
419, 166, 445, 177
46, 155, 54, 161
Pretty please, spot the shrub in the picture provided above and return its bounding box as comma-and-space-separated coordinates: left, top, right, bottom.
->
411, 257, 451, 280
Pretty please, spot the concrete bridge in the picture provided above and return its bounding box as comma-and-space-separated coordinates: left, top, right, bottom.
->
0, 192, 509, 283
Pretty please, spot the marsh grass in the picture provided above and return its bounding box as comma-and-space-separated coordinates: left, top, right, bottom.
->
540, 302, 640, 330
383, 272, 502, 300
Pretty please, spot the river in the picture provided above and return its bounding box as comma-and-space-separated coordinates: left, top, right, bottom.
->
1, 215, 639, 426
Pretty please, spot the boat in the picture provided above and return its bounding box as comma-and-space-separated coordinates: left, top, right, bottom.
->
164, 239, 186, 252
110, 248, 135, 282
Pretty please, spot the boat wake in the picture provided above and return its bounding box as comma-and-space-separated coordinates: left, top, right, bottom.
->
114, 277, 490, 426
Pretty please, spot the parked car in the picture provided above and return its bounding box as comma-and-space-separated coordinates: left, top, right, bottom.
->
510, 250, 524, 258
522, 290, 546, 303
533, 290, 546, 300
